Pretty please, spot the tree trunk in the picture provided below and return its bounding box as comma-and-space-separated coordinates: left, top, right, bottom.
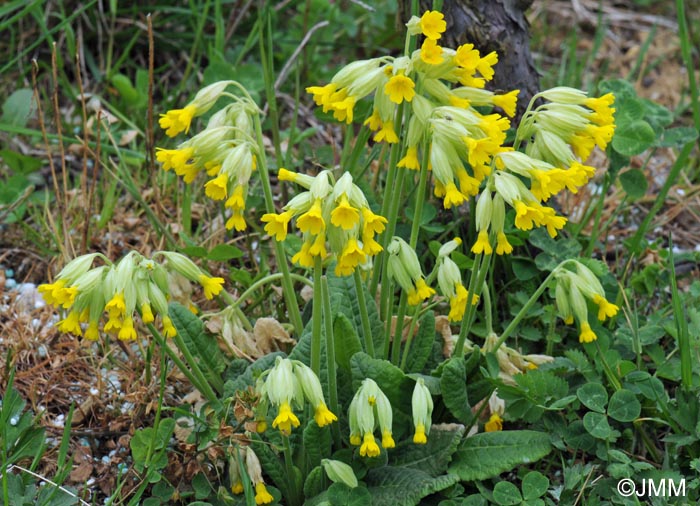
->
401, 0, 540, 118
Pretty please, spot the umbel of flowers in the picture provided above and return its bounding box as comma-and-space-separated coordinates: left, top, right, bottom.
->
38, 251, 224, 340
257, 357, 337, 435
261, 169, 388, 276
553, 260, 619, 343
229, 446, 275, 505
156, 81, 261, 231
348, 379, 395, 457
387, 236, 435, 306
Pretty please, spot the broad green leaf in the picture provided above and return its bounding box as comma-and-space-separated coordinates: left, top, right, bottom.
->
449, 430, 551, 481
641, 98, 674, 132
181, 246, 207, 258
350, 352, 413, 411
207, 244, 244, 261
576, 383, 608, 413
597, 79, 636, 100
440, 357, 472, 424
2, 88, 35, 127
334, 313, 362, 372
169, 303, 226, 393
657, 126, 699, 148
563, 420, 595, 452
304, 466, 325, 499
522, 471, 549, 500
0, 149, 41, 174
619, 168, 647, 200
303, 421, 332, 470
327, 483, 371, 506
492, 481, 522, 505
582, 412, 612, 439
365, 467, 458, 506
613, 97, 646, 126
223, 352, 284, 396
390, 425, 465, 477
612, 119, 656, 156
512, 258, 539, 281
253, 434, 292, 499
607, 389, 641, 422
404, 310, 436, 374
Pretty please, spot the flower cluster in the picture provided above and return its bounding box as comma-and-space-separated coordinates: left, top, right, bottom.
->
229, 446, 275, 505
387, 237, 435, 306
554, 261, 619, 343
412, 378, 434, 444
257, 357, 337, 435
348, 379, 394, 457
262, 169, 387, 276
435, 238, 479, 321
38, 251, 224, 341
157, 81, 261, 231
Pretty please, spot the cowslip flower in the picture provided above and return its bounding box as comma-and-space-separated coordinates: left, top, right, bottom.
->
349, 379, 394, 457
436, 238, 479, 321
387, 237, 435, 306
244, 447, 275, 505
159, 81, 234, 137
412, 378, 434, 444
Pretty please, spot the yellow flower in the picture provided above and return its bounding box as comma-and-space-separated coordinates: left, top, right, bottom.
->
331, 195, 360, 230
155, 147, 194, 172
584, 123, 615, 150
420, 38, 444, 65
448, 284, 468, 322
272, 401, 300, 434
118, 316, 137, 341
408, 278, 435, 306
381, 429, 395, 449
306, 83, 338, 108
350, 434, 362, 446
292, 242, 314, 268
384, 74, 415, 104
261, 211, 293, 241
162, 316, 177, 338
398, 146, 420, 170
330, 94, 357, 124
254, 482, 274, 505
141, 303, 155, 324
476, 51, 498, 81
454, 43, 480, 69
362, 208, 388, 235
413, 423, 428, 444
363, 109, 382, 131
198, 274, 224, 299
84, 321, 100, 341
105, 292, 126, 318
495, 232, 513, 255
539, 207, 567, 237
374, 120, 399, 143
513, 201, 543, 231
362, 232, 383, 256
579, 322, 597, 343
471, 230, 493, 255
443, 182, 466, 209
204, 173, 228, 200
359, 433, 381, 457
314, 403, 338, 427
593, 294, 619, 321
226, 185, 246, 211
231, 482, 244, 495
297, 199, 325, 235
570, 133, 596, 160
419, 10, 446, 40
493, 90, 519, 118
335, 238, 366, 277
58, 311, 82, 336
485, 413, 503, 432
309, 232, 328, 258
159, 104, 197, 137
226, 211, 247, 231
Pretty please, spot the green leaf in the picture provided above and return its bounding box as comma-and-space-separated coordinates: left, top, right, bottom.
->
334, 313, 362, 372
304, 466, 325, 499
0, 149, 42, 174
181, 246, 207, 258
253, 434, 291, 499
169, 303, 226, 393
576, 383, 608, 413
619, 169, 648, 200
365, 467, 458, 506
404, 310, 436, 374
492, 481, 522, 505
390, 425, 466, 477
303, 421, 332, 470
440, 357, 472, 424
657, 126, 699, 148
207, 244, 244, 261
449, 431, 552, 481
612, 120, 656, 156
327, 483, 371, 506
598, 79, 637, 100
607, 389, 641, 422
224, 352, 284, 396
350, 352, 413, 411
2, 89, 35, 127
522, 471, 549, 500
613, 97, 646, 126
582, 412, 612, 439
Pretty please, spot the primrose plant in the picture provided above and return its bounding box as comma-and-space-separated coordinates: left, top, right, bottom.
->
40, 8, 621, 506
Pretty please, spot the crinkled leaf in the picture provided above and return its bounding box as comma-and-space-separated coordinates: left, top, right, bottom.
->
327, 483, 371, 506
390, 425, 466, 477
223, 352, 284, 396
440, 357, 471, 424
334, 312, 362, 372
350, 352, 413, 411
449, 430, 551, 481
304, 421, 332, 470
365, 467, 459, 506
304, 466, 325, 499
657, 126, 699, 148
404, 310, 436, 374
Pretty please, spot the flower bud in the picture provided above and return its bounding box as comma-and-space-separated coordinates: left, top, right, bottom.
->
322, 459, 358, 488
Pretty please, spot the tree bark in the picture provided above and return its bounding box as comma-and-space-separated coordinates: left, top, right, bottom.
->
402, 0, 540, 118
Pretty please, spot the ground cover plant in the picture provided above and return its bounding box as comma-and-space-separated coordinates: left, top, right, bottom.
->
1, 1, 700, 505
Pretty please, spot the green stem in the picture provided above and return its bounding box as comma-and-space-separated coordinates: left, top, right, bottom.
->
321, 276, 341, 446
454, 253, 491, 357
259, 7, 284, 167
482, 281, 493, 335
408, 143, 431, 249
144, 350, 167, 466
676, 0, 700, 130
378, 167, 407, 320
584, 173, 611, 257
252, 113, 304, 336
311, 256, 323, 376
182, 182, 192, 235
391, 293, 408, 365
381, 279, 394, 359
172, 330, 224, 396
233, 273, 313, 308
595, 341, 622, 391
491, 260, 573, 353
669, 240, 692, 390
353, 270, 376, 357
281, 436, 299, 506
399, 304, 420, 370
148, 323, 219, 404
